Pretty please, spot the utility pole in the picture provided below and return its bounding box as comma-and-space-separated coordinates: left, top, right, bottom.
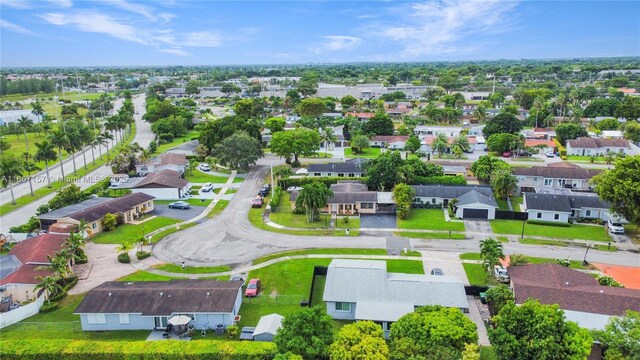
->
270, 162, 275, 199
76, 71, 81, 92
492, 74, 496, 94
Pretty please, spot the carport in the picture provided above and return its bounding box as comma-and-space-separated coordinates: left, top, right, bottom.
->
360, 214, 397, 229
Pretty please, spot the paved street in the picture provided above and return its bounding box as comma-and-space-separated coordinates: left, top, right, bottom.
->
0, 94, 152, 231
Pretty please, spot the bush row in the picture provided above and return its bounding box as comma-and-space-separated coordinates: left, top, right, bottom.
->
269, 187, 282, 209
0, 339, 277, 360
279, 175, 466, 190
118, 253, 131, 263
527, 220, 571, 227
136, 251, 151, 260
39, 302, 58, 313
553, 138, 567, 156
412, 175, 467, 185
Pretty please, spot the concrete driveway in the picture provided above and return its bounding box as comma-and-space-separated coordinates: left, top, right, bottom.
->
361, 214, 397, 229
464, 219, 494, 240
150, 206, 206, 221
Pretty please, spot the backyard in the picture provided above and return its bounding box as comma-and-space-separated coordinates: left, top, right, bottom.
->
185, 171, 244, 184
269, 192, 331, 228
490, 220, 610, 242
398, 208, 465, 232
153, 130, 199, 154
344, 147, 381, 158
91, 216, 180, 245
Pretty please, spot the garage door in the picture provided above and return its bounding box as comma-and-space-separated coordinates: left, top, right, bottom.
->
463, 208, 489, 219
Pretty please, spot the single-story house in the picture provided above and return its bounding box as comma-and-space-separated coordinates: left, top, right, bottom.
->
0, 232, 70, 302
135, 153, 188, 176
323, 259, 468, 338
74, 280, 244, 331
413, 125, 462, 138
524, 139, 556, 154
509, 263, 640, 330
307, 158, 366, 177
442, 165, 467, 177
344, 112, 374, 121
112, 169, 190, 200
252, 313, 283, 342
600, 130, 624, 139
38, 193, 155, 233
411, 185, 497, 220
566, 137, 632, 156
369, 135, 409, 149
513, 165, 601, 194
420, 136, 477, 154
290, 182, 395, 215
523, 192, 612, 223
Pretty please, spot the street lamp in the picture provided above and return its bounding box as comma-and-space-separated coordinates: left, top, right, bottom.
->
582, 242, 593, 266
520, 213, 528, 239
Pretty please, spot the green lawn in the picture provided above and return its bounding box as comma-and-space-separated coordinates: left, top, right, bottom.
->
334, 216, 361, 229
270, 192, 331, 228
185, 171, 244, 184
118, 271, 186, 282
519, 238, 569, 247
496, 198, 509, 210
510, 196, 524, 211
459, 253, 482, 260
207, 199, 229, 218
249, 204, 359, 236
2, 132, 59, 169
490, 220, 610, 242
397, 231, 466, 240
152, 264, 231, 274
463, 263, 490, 286
344, 147, 381, 158
567, 155, 607, 163
253, 248, 392, 265
496, 236, 509, 243
461, 253, 590, 270
154, 130, 199, 154
0, 294, 149, 341
91, 216, 179, 245
149, 222, 196, 243
398, 209, 465, 231
154, 199, 212, 207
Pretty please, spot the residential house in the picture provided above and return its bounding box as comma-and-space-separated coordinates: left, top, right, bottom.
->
523, 192, 612, 223
0, 231, 70, 303
112, 169, 190, 200
323, 259, 468, 337
421, 135, 477, 153
385, 108, 411, 117
411, 185, 497, 220
524, 139, 556, 154
290, 182, 395, 215
509, 264, 640, 330
441, 165, 467, 177
307, 158, 366, 178
0, 110, 40, 125
369, 135, 409, 149
344, 112, 375, 121
512, 165, 601, 194
600, 130, 623, 139
165, 87, 187, 98
566, 137, 632, 156
38, 193, 155, 233
321, 125, 349, 148
135, 153, 188, 176
251, 313, 283, 342
74, 280, 244, 331
413, 125, 462, 138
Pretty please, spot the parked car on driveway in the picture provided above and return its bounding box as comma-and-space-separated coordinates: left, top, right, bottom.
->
199, 163, 211, 171
493, 265, 510, 283
252, 197, 263, 208
245, 279, 260, 297
607, 219, 625, 234
168, 201, 191, 209
545, 151, 555, 158
287, 186, 303, 192
201, 183, 214, 192
502, 151, 511, 158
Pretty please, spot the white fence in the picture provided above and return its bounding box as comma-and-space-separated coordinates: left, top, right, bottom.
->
0, 293, 45, 329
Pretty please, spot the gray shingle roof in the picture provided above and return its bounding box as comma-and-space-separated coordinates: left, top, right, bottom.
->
135, 169, 188, 189
67, 193, 155, 222
512, 166, 602, 180
307, 159, 367, 174
75, 280, 243, 316
412, 185, 493, 199
525, 193, 609, 212
567, 137, 630, 149
37, 197, 113, 220
457, 190, 498, 207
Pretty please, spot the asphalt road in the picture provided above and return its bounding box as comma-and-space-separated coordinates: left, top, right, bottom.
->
0, 94, 152, 231
152, 159, 640, 268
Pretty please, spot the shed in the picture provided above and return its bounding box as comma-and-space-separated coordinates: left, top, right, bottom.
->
252, 313, 283, 342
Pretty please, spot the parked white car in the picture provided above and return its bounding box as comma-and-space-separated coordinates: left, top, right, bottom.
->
607, 219, 625, 234
287, 186, 303, 192
493, 265, 510, 283
201, 183, 214, 192
199, 163, 211, 171
545, 151, 555, 158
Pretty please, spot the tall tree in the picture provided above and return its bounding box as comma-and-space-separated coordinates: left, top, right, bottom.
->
274, 306, 334, 360
340, 95, 357, 108
451, 135, 471, 154
212, 131, 263, 171
0, 154, 24, 205
22, 152, 39, 196
17, 115, 34, 151
295, 182, 333, 222
485, 285, 515, 315
491, 169, 517, 201
489, 300, 593, 360
482, 111, 523, 139
364, 111, 394, 136
329, 321, 389, 360
404, 135, 422, 153
350, 135, 370, 154
264, 117, 286, 133
364, 151, 403, 190
555, 123, 589, 145
319, 127, 338, 156
31, 101, 45, 122
270, 128, 321, 167
393, 183, 415, 220
48, 129, 69, 179
471, 156, 510, 183
432, 133, 450, 156
479, 238, 505, 273
296, 98, 327, 118
34, 275, 63, 305
592, 310, 640, 360
593, 155, 640, 234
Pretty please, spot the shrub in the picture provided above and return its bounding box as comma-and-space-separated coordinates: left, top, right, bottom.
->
102, 213, 117, 231
48, 290, 67, 303
556, 258, 571, 267
39, 302, 59, 313
117, 253, 130, 263
509, 254, 529, 266
227, 325, 238, 338
269, 187, 282, 209
526, 220, 571, 227
597, 275, 624, 287
342, 216, 349, 224
136, 251, 151, 260
75, 254, 88, 265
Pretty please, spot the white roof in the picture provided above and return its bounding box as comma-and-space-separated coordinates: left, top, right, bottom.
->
355, 301, 414, 322
252, 313, 284, 336
377, 192, 394, 204
323, 260, 469, 313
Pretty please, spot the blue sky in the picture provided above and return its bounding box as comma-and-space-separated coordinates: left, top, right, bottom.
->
1, 0, 639, 67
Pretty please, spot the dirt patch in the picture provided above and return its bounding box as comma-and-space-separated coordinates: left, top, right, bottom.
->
592, 263, 640, 289
270, 289, 279, 298
68, 243, 138, 295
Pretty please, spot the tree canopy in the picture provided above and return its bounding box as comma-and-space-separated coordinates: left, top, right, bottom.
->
274, 306, 334, 360
329, 321, 389, 360
364, 111, 394, 136
470, 156, 510, 183
592, 310, 640, 360
555, 123, 589, 145
212, 131, 263, 171
482, 111, 523, 139
593, 155, 640, 233
270, 127, 321, 166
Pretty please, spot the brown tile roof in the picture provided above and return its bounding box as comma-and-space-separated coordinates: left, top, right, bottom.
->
158, 153, 187, 167
8, 233, 68, 264
0, 264, 54, 286
75, 280, 243, 315
525, 139, 555, 147
68, 193, 155, 222
512, 166, 601, 180
509, 264, 640, 316
345, 112, 374, 118
135, 169, 188, 189
567, 137, 630, 149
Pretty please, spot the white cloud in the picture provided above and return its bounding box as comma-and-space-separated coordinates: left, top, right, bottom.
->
0, 19, 35, 35
379, 0, 519, 57
39, 11, 148, 44
0, 0, 32, 9
319, 35, 362, 52
46, 0, 72, 7
158, 48, 189, 56
103, 0, 174, 22
183, 31, 222, 47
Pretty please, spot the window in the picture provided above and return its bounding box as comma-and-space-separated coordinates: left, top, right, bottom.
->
361, 203, 373, 209
348, 173, 355, 177
533, 177, 538, 182
92, 222, 96, 230
327, 173, 332, 177
119, 314, 130, 324
338, 173, 344, 177
87, 314, 106, 324
559, 179, 567, 186
586, 210, 591, 216
335, 302, 351, 312
537, 212, 542, 219
554, 214, 560, 220
544, 179, 552, 186
431, 198, 437, 204
314, 173, 321, 176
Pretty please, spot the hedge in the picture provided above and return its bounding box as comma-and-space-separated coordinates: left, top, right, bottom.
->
39, 302, 58, 313
269, 187, 282, 208
279, 175, 466, 189
1, 339, 277, 359
527, 220, 571, 227
553, 138, 566, 156
136, 251, 151, 260
412, 175, 467, 185
118, 253, 131, 263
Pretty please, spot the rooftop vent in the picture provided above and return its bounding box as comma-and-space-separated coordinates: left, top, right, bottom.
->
160, 292, 164, 297
108, 293, 112, 297
206, 292, 210, 296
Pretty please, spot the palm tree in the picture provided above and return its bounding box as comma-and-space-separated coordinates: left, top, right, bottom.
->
479, 238, 505, 273
100, 131, 114, 155
22, 152, 40, 196
532, 97, 544, 128
473, 104, 487, 123
605, 151, 616, 165
432, 133, 449, 156
17, 115, 34, 151
115, 242, 132, 255
320, 127, 338, 156
77, 124, 93, 171
36, 252, 70, 278
34, 140, 57, 188
65, 232, 87, 266
40, 115, 53, 134
0, 154, 24, 205
31, 102, 45, 123
48, 129, 69, 179
451, 135, 470, 155
105, 116, 120, 144
34, 275, 63, 305
555, 93, 567, 121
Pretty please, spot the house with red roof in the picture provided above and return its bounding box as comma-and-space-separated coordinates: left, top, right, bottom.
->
0, 233, 69, 303
369, 135, 409, 149
345, 112, 375, 121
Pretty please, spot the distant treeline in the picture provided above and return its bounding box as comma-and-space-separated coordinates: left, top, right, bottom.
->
0, 77, 57, 96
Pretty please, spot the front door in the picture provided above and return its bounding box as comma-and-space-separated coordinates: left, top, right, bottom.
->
154, 316, 169, 329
